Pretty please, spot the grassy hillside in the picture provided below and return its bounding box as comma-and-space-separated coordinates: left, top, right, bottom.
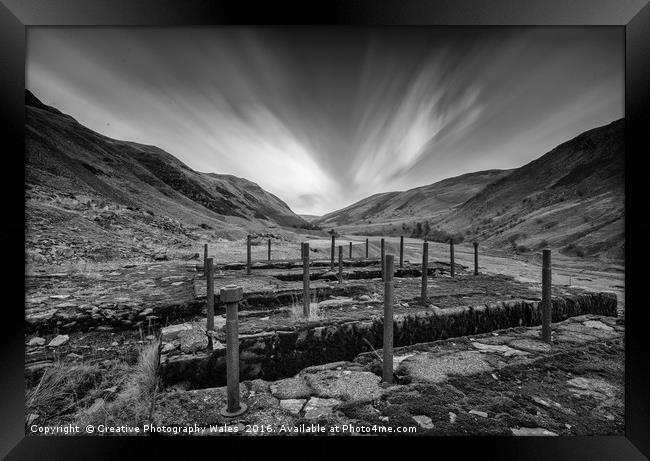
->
314, 169, 511, 236
316, 119, 624, 261
25, 90, 313, 265
443, 119, 624, 260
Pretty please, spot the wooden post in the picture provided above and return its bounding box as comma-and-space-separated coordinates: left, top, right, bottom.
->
450, 238, 455, 277
206, 258, 214, 332
220, 285, 247, 417
330, 234, 335, 271
365, 238, 369, 259
268, 238, 271, 261
541, 249, 552, 343
473, 242, 479, 275
421, 241, 428, 306
349, 241, 352, 259
381, 238, 385, 281
399, 236, 404, 268
338, 245, 343, 284
246, 235, 252, 275
303, 242, 310, 317
203, 243, 208, 274
382, 254, 394, 384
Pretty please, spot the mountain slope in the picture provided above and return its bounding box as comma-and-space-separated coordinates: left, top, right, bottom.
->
313, 169, 511, 234
316, 119, 624, 260
299, 214, 321, 222
25, 89, 311, 264
442, 119, 624, 259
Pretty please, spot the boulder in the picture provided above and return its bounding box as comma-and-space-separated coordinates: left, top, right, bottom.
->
279, 399, 306, 415
27, 337, 46, 347
397, 351, 493, 384
139, 308, 154, 317
270, 377, 312, 400
511, 427, 558, 436
178, 328, 208, 353
304, 370, 382, 403
302, 397, 341, 420
48, 335, 69, 347
161, 323, 193, 342
412, 415, 434, 429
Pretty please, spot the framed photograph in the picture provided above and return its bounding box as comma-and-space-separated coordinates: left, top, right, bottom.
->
1, 0, 648, 458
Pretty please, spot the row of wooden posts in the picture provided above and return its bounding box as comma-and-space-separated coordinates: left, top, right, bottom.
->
205, 235, 480, 279
203, 239, 553, 417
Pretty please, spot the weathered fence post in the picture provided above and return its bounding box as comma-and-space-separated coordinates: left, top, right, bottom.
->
421, 241, 429, 306
541, 249, 552, 343
450, 238, 455, 277
383, 254, 395, 384
365, 238, 369, 259
203, 243, 208, 274
220, 284, 247, 417
473, 241, 479, 275
338, 245, 343, 284
330, 234, 335, 271
349, 241, 352, 259
381, 238, 385, 281
246, 235, 252, 275
399, 236, 404, 268
206, 258, 214, 333
303, 242, 310, 317
268, 238, 271, 261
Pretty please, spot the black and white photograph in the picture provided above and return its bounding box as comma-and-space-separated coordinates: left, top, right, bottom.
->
23, 25, 627, 437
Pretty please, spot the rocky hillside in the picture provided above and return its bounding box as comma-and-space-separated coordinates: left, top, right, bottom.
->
442, 119, 624, 260
25, 90, 312, 266
317, 119, 624, 261
313, 170, 511, 236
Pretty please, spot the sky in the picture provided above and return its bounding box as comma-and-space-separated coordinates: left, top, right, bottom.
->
27, 27, 623, 215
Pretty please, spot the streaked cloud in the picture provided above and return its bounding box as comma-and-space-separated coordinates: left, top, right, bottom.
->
27, 27, 622, 215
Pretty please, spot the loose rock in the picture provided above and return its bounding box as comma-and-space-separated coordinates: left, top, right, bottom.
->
412, 415, 434, 429
302, 397, 341, 420
511, 427, 558, 436
279, 399, 306, 415
27, 337, 46, 347
48, 335, 69, 347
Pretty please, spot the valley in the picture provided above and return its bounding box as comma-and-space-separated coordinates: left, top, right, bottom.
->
24, 90, 625, 437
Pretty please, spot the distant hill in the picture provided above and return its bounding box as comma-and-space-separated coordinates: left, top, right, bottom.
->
316, 119, 624, 261
314, 169, 511, 235
442, 119, 624, 260
25, 89, 312, 265
299, 214, 321, 222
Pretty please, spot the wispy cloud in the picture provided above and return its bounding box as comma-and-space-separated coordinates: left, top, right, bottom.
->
27, 27, 623, 215
351, 64, 484, 192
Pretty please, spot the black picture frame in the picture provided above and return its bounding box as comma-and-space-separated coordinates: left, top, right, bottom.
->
1, 0, 648, 459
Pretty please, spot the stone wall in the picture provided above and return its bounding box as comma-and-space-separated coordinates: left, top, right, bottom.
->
160, 292, 617, 389
25, 299, 204, 335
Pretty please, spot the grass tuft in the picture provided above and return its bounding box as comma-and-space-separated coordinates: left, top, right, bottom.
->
76, 341, 161, 431
27, 340, 161, 433
26, 363, 105, 422
289, 292, 321, 321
